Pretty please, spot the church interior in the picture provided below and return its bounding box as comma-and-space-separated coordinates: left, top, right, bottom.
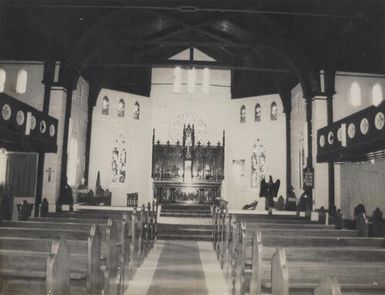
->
1, 1, 385, 294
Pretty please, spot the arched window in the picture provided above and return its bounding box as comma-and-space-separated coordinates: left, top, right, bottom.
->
270, 102, 277, 120
350, 82, 361, 107
202, 67, 210, 94
16, 69, 27, 94
0, 69, 6, 93
118, 99, 125, 117
133, 101, 140, 120
173, 66, 182, 94
372, 83, 383, 106
240, 105, 246, 123
101, 96, 109, 115
255, 103, 261, 122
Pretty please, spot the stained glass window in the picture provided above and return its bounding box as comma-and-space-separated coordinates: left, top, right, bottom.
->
118, 99, 125, 117
133, 101, 140, 120
271, 102, 277, 120
240, 105, 246, 123
102, 96, 109, 115
255, 103, 261, 122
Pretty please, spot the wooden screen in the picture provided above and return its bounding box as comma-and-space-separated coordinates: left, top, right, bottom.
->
5, 152, 38, 197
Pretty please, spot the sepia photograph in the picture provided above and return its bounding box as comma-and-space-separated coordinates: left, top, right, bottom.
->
0, 0, 385, 294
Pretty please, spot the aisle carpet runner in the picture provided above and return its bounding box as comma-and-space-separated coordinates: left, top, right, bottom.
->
145, 240, 209, 295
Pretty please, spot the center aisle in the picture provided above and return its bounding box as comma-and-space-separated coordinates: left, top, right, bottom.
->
147, 240, 208, 295
125, 240, 228, 295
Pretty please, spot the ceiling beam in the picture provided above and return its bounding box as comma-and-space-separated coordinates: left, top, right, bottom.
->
78, 60, 311, 75
6, 0, 360, 20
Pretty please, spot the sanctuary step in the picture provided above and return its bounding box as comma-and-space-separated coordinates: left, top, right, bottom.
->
158, 204, 212, 241
159, 204, 212, 218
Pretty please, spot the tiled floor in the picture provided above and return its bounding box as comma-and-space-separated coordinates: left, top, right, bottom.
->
124, 240, 228, 295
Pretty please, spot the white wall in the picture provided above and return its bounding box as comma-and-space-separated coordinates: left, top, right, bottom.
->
151, 68, 230, 144
332, 72, 385, 218
88, 68, 287, 209
290, 84, 307, 199
0, 61, 88, 211
43, 87, 67, 207
151, 68, 286, 209
88, 88, 153, 206
0, 61, 45, 111
67, 77, 89, 187
290, 83, 329, 210
225, 95, 286, 210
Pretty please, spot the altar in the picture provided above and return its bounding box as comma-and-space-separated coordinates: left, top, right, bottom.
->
152, 125, 225, 204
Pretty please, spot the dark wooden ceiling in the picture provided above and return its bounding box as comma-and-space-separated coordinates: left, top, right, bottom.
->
1, 0, 384, 97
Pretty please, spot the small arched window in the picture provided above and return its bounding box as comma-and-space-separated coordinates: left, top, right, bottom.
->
350, 82, 361, 107
118, 99, 125, 117
270, 101, 277, 120
240, 105, 246, 123
255, 103, 261, 122
16, 69, 27, 94
0, 69, 6, 93
101, 96, 109, 115
133, 101, 140, 120
372, 83, 383, 106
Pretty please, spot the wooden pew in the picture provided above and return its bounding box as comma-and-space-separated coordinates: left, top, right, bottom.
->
1, 238, 72, 295
29, 211, 133, 294
37, 202, 157, 285
1, 220, 119, 270
214, 210, 328, 264
0, 224, 106, 294
221, 217, 359, 280
238, 229, 385, 295
270, 247, 385, 295
229, 219, 384, 295
313, 276, 342, 295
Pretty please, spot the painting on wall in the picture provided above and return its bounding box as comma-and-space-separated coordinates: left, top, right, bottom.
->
112, 132, 127, 184
251, 139, 266, 188
232, 159, 245, 177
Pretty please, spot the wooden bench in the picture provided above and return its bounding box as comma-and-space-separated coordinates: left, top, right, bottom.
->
39, 203, 156, 291
29, 212, 133, 294
237, 227, 385, 295
0, 225, 106, 294
268, 247, 385, 295
226, 216, 384, 294
0, 237, 94, 295
221, 217, 359, 279
213, 210, 325, 258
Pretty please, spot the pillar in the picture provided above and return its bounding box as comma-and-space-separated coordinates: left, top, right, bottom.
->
34, 60, 55, 216
325, 70, 336, 209
280, 90, 292, 197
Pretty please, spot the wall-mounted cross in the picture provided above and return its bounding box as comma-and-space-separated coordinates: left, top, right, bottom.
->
45, 167, 55, 182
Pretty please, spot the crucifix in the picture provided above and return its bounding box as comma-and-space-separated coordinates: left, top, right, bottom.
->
45, 167, 55, 182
